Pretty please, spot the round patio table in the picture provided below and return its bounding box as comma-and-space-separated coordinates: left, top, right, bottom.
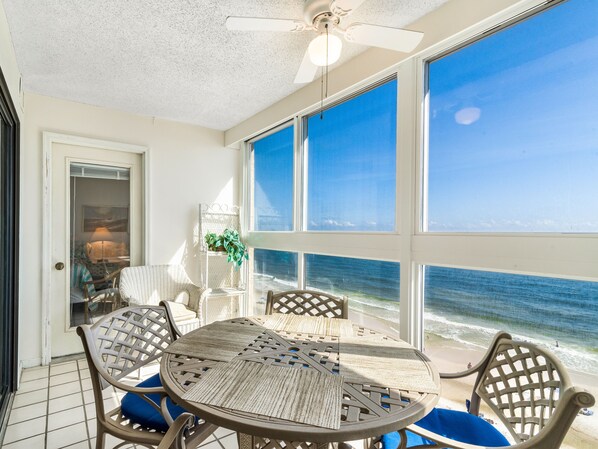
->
160, 316, 440, 448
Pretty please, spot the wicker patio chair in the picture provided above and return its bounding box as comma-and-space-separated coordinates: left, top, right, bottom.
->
266, 289, 349, 319
77, 306, 216, 449
157, 413, 195, 449
377, 331, 595, 449
119, 264, 210, 334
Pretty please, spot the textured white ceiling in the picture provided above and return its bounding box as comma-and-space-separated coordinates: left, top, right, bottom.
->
3, 0, 449, 130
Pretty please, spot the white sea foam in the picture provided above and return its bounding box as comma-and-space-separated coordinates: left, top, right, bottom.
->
424, 310, 598, 374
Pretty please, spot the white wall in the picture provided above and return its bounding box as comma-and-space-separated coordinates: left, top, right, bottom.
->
21, 93, 239, 366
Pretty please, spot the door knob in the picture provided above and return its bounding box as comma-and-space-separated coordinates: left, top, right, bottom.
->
55, 262, 65, 271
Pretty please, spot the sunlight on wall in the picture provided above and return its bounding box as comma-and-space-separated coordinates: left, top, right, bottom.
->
169, 241, 187, 265
214, 177, 235, 205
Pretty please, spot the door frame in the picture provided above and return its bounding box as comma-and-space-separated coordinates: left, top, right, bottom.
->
41, 132, 150, 365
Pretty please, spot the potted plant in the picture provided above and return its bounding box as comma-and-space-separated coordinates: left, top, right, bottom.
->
204, 228, 249, 268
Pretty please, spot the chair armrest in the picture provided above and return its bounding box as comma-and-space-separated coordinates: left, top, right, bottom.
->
187, 284, 211, 313
160, 300, 184, 340
158, 413, 195, 449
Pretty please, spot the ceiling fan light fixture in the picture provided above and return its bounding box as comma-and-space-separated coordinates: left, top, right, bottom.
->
308, 33, 342, 66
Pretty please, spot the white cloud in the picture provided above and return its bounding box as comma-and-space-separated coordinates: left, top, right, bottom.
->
454, 107, 481, 125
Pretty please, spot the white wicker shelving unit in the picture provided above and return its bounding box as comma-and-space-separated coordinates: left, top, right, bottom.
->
198, 203, 248, 324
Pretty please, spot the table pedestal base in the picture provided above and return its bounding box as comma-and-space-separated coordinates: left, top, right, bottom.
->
238, 433, 340, 449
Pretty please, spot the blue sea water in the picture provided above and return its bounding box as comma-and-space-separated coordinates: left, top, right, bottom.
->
254, 250, 598, 374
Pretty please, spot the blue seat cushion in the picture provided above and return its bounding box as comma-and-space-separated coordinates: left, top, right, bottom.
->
121, 373, 190, 433
381, 408, 510, 449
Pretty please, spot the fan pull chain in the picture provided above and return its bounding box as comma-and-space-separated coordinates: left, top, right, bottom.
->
320, 67, 324, 119
320, 24, 330, 120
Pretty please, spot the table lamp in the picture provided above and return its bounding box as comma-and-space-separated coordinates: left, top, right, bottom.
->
90, 226, 113, 263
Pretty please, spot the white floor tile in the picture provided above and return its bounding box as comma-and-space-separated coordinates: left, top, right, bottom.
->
203, 441, 226, 449
199, 434, 218, 447
11, 389, 47, 408
1, 434, 45, 449
64, 440, 91, 449
50, 361, 78, 376
20, 366, 49, 382
17, 377, 49, 394
50, 370, 80, 386
86, 419, 97, 439
48, 405, 86, 431
103, 397, 120, 412
8, 401, 47, 424
83, 389, 95, 404
46, 421, 88, 449
214, 426, 236, 438
77, 359, 88, 369
49, 380, 81, 399
104, 434, 135, 448
2, 416, 46, 444
80, 368, 91, 379
85, 403, 96, 419
49, 392, 84, 413
219, 433, 239, 449
81, 378, 92, 391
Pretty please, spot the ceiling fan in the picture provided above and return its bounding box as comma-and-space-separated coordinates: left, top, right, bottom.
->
226, 0, 424, 84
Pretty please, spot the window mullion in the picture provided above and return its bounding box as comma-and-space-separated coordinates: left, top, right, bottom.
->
398, 59, 419, 346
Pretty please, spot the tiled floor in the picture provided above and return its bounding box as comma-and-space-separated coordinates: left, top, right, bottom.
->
2, 358, 239, 449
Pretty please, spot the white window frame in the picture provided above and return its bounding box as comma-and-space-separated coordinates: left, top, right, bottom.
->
242, 0, 598, 349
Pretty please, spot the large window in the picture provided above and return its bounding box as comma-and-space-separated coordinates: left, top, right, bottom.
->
251, 124, 294, 231
307, 79, 397, 232
305, 254, 400, 335
426, 0, 598, 232
245, 2, 598, 447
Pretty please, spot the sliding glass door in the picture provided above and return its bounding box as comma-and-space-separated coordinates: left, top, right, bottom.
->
0, 69, 20, 433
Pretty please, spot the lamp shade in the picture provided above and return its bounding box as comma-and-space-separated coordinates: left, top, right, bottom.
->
308, 33, 342, 66
90, 226, 113, 242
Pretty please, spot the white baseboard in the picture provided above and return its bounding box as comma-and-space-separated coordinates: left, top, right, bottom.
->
21, 357, 43, 369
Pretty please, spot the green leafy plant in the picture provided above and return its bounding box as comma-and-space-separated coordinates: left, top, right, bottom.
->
204, 228, 249, 268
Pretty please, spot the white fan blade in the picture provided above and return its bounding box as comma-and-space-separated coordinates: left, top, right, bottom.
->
294, 48, 319, 84
330, 0, 367, 17
344, 23, 424, 53
226, 17, 309, 32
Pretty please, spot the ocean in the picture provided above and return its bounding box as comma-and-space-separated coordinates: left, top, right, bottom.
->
253, 250, 598, 374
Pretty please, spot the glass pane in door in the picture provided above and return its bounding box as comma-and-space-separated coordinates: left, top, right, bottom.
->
69, 163, 131, 327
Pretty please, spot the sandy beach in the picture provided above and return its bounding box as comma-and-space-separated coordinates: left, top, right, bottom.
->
350, 310, 598, 449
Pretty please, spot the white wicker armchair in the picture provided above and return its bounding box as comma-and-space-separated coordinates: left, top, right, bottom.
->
119, 265, 209, 334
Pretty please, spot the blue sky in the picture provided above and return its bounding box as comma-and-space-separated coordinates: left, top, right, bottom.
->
253, 125, 294, 230
428, 0, 598, 232
253, 80, 397, 231
254, 0, 598, 233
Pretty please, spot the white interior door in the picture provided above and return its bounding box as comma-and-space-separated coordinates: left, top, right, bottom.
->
51, 142, 143, 358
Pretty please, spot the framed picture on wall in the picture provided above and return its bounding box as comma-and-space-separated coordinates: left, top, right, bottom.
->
82, 205, 129, 232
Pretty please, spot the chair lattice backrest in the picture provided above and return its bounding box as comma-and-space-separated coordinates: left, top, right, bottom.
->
266, 290, 348, 319
476, 338, 570, 442
88, 306, 175, 380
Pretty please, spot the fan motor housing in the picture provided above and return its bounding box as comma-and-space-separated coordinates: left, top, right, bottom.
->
304, 0, 340, 28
